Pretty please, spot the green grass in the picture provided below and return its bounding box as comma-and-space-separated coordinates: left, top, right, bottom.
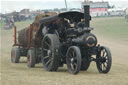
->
1, 17, 128, 85
91, 17, 128, 44
0, 20, 5, 29
0, 20, 33, 30
14, 20, 33, 30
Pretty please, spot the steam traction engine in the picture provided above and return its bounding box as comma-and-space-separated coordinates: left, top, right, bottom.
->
11, 5, 112, 74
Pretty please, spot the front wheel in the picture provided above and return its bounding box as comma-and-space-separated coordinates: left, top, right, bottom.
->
96, 46, 112, 73
66, 46, 81, 74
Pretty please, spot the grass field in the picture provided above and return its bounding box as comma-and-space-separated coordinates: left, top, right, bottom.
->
91, 17, 128, 44
0, 17, 128, 85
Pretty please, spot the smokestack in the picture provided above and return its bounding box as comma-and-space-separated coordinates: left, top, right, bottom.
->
84, 5, 90, 27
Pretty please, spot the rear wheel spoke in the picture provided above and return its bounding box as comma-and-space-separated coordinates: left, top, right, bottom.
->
44, 56, 50, 60
71, 63, 74, 70
71, 50, 75, 56
73, 63, 77, 70
43, 48, 48, 51
69, 52, 73, 58
45, 41, 50, 48
45, 59, 51, 66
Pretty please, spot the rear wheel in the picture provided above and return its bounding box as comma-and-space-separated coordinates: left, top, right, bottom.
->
42, 34, 60, 71
11, 46, 20, 63
96, 46, 112, 73
27, 48, 36, 68
66, 46, 81, 74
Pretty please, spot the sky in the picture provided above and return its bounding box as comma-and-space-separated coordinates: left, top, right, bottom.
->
0, 0, 128, 13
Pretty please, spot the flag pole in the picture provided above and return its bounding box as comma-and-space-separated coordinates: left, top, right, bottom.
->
64, 0, 68, 11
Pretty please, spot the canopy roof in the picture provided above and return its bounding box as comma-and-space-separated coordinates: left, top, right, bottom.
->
39, 11, 84, 25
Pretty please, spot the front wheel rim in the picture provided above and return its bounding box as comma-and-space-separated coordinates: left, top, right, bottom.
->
67, 49, 77, 72
97, 47, 112, 73
66, 47, 81, 74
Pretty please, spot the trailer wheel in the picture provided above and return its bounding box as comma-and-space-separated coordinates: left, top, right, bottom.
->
80, 56, 90, 71
11, 46, 20, 63
27, 48, 36, 68
42, 34, 60, 71
66, 46, 81, 74
96, 46, 112, 73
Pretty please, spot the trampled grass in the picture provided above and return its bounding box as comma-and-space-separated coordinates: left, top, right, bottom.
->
0, 17, 128, 85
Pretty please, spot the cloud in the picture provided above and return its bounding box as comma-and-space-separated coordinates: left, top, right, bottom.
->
1, 0, 80, 1
1, 0, 128, 13
1, 0, 81, 13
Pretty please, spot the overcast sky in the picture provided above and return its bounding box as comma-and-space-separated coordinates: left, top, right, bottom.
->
0, 0, 128, 13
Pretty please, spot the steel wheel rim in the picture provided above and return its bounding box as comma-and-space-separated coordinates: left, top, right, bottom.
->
67, 48, 78, 73
11, 48, 16, 62
98, 48, 109, 72
42, 37, 52, 68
